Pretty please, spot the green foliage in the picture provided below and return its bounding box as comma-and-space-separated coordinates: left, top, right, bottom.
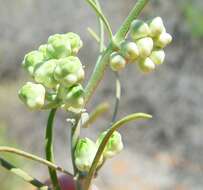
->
183, 1, 203, 37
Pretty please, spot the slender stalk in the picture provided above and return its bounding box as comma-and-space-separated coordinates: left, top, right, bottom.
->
0, 157, 50, 190
70, 115, 81, 176
84, 0, 149, 104
82, 102, 109, 128
86, 0, 113, 39
45, 109, 61, 190
0, 146, 72, 176
87, 27, 100, 43
84, 113, 152, 189
114, 0, 149, 42
111, 72, 121, 122
93, 0, 105, 52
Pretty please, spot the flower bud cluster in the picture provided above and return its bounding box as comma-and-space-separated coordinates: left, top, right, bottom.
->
74, 131, 123, 172
109, 17, 172, 73
19, 33, 85, 110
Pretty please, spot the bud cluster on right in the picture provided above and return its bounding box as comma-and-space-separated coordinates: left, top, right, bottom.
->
110, 17, 172, 73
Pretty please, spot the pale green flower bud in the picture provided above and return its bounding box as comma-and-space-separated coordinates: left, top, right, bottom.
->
149, 49, 165, 65
47, 34, 72, 59
120, 42, 139, 63
154, 32, 172, 48
148, 17, 165, 37
138, 57, 156, 73
58, 84, 84, 109
34, 59, 58, 88
136, 37, 153, 58
75, 138, 103, 172
96, 131, 123, 159
38, 44, 51, 60
18, 82, 45, 110
110, 52, 126, 71
54, 56, 84, 87
22, 51, 44, 76
65, 32, 83, 55
130, 20, 150, 41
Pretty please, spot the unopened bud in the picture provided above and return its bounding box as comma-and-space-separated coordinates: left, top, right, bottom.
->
75, 138, 103, 172
154, 32, 172, 48
54, 56, 84, 86
58, 84, 84, 109
130, 20, 150, 41
148, 17, 165, 37
22, 51, 44, 76
97, 131, 123, 159
18, 82, 45, 110
47, 34, 72, 59
34, 59, 58, 88
120, 42, 139, 63
138, 57, 156, 73
136, 37, 153, 58
149, 49, 165, 65
110, 52, 126, 71
65, 32, 83, 55
38, 44, 51, 60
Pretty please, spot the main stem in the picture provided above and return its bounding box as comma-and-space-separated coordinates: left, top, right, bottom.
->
45, 109, 61, 190
84, 0, 149, 104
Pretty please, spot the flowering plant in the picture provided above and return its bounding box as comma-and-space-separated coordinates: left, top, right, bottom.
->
0, 0, 172, 190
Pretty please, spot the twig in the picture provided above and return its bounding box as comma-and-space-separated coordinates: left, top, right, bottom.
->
84, 113, 152, 189
85, 0, 113, 39
0, 157, 50, 190
111, 72, 121, 122
0, 146, 72, 176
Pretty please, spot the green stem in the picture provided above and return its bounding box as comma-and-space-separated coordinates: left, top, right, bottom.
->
0, 157, 50, 190
82, 102, 109, 128
70, 115, 81, 176
84, 0, 149, 104
111, 72, 121, 122
114, 0, 149, 41
0, 146, 72, 176
84, 113, 152, 190
45, 109, 61, 190
86, 0, 113, 39
93, 0, 105, 52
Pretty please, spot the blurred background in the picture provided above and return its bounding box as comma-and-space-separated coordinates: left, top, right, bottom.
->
0, 0, 203, 189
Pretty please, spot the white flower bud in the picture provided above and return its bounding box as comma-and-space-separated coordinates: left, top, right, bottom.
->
22, 51, 44, 76
96, 131, 123, 159
120, 42, 139, 63
138, 57, 156, 73
18, 82, 45, 110
130, 20, 150, 40
149, 49, 165, 65
154, 32, 172, 48
75, 138, 103, 172
148, 17, 166, 37
136, 37, 153, 58
109, 52, 126, 71
34, 59, 58, 88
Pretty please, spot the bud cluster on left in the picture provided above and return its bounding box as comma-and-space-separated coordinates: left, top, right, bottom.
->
19, 32, 85, 111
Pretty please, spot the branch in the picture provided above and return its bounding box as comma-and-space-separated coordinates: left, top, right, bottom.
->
85, 0, 113, 39
82, 102, 109, 128
84, 113, 152, 189
84, 0, 149, 104
111, 72, 121, 122
0, 157, 50, 190
0, 146, 72, 176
